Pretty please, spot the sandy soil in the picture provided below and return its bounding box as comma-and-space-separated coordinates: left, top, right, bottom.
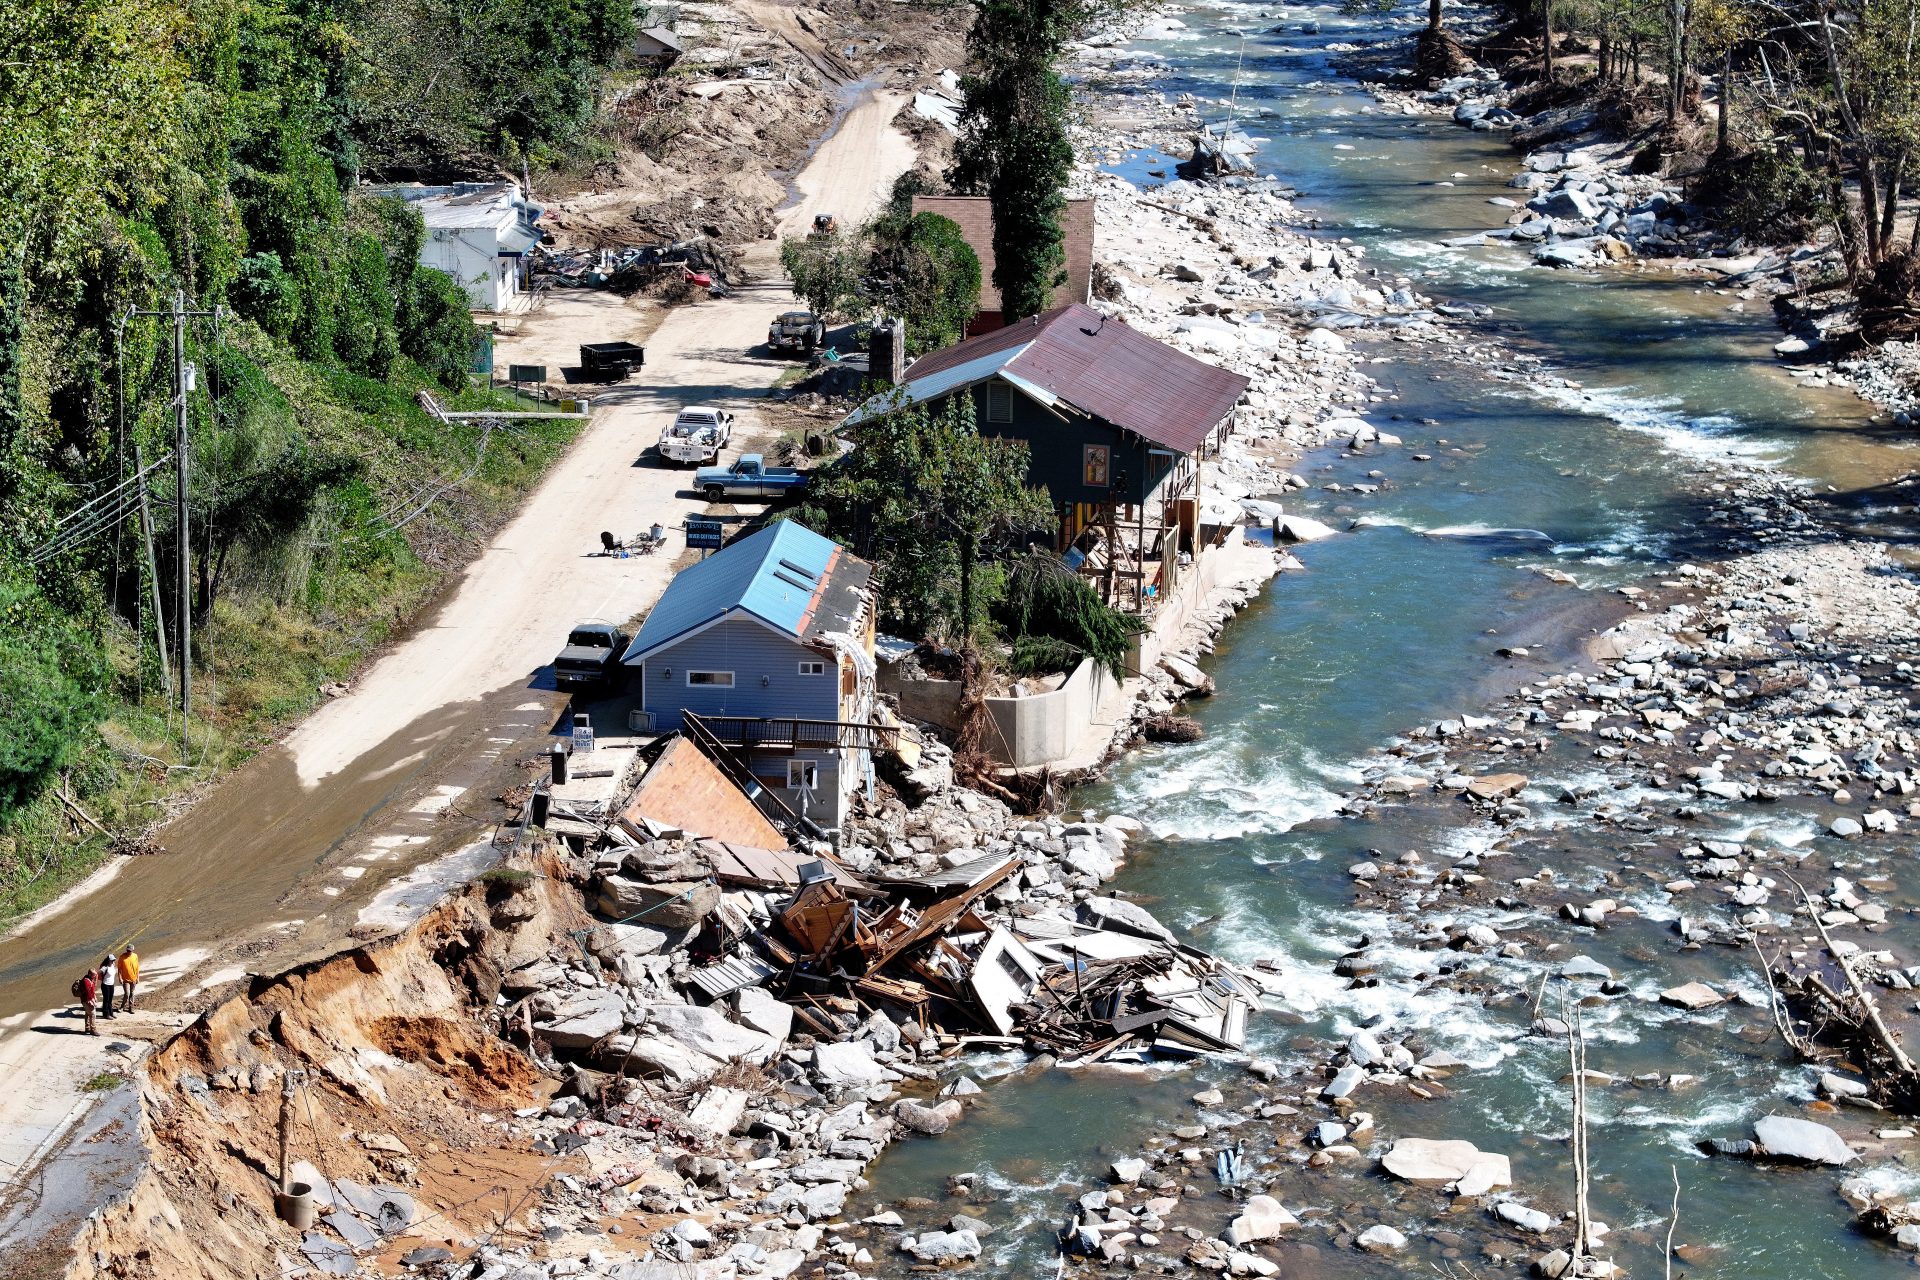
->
0, 86, 916, 1261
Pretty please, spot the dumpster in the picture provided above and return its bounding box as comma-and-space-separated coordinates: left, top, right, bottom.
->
579, 341, 645, 381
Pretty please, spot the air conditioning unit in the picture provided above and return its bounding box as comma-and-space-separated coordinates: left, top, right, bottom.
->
627, 709, 655, 733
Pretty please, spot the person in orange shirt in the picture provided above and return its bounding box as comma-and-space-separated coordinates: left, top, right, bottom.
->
116, 947, 139, 1013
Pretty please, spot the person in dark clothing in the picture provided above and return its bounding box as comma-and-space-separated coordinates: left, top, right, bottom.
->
98, 956, 117, 1020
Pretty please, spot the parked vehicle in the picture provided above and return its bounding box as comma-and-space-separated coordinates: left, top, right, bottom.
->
579, 341, 645, 382
767, 310, 827, 354
810, 213, 838, 237
658, 405, 734, 465
696, 453, 808, 501
552, 621, 630, 689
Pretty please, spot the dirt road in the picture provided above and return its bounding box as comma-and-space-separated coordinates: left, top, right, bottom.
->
0, 88, 914, 1248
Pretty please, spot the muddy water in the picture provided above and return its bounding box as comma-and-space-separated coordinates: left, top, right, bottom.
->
861, 2, 1920, 1275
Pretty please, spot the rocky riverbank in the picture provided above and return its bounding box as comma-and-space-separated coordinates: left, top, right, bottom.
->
1340, 14, 1920, 413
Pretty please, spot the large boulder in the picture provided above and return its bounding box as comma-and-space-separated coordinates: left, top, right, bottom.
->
1466, 773, 1529, 801
892, 1099, 953, 1135
903, 1230, 981, 1263
533, 989, 624, 1049
592, 1033, 723, 1086
1381, 1138, 1512, 1189
734, 987, 796, 1041
1357, 1224, 1407, 1253
1753, 1115, 1856, 1166
646, 1003, 780, 1064
620, 840, 707, 882
1080, 896, 1176, 943
595, 876, 718, 928
1224, 1194, 1297, 1245
813, 1040, 894, 1088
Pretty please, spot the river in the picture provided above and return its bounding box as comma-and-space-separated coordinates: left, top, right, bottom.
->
858, 2, 1920, 1276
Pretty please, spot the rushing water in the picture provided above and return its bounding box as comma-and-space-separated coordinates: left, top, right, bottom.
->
862, 3, 1920, 1275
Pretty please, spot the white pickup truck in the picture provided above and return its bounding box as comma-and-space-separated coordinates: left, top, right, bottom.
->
657, 405, 734, 465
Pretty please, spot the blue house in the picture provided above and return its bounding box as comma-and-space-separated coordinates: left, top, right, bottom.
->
621, 521, 878, 835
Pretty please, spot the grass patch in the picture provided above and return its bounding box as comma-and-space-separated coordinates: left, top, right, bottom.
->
479, 866, 532, 890
81, 1072, 125, 1092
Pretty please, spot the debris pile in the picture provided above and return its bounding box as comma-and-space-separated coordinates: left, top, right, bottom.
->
546, 738, 1264, 1062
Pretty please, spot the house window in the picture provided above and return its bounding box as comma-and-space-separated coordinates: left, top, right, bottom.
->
798, 659, 827, 676
787, 760, 819, 790
686, 670, 734, 687
986, 381, 1013, 423
1083, 444, 1111, 488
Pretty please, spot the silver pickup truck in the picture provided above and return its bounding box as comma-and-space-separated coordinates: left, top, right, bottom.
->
658, 406, 734, 465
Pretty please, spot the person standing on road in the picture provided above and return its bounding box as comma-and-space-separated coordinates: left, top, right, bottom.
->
98, 955, 117, 1020
117, 947, 139, 1013
77, 969, 98, 1036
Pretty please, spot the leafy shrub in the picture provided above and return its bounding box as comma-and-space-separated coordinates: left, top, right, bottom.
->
0, 581, 108, 816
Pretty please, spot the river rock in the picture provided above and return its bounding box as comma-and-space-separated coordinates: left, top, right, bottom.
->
1322, 1066, 1366, 1099
1225, 1195, 1297, 1244
1467, 773, 1529, 801
1381, 1138, 1512, 1189
1658, 981, 1724, 1011
1357, 1224, 1408, 1253
1111, 1158, 1146, 1184
1274, 514, 1338, 542
1753, 1115, 1857, 1166
905, 1230, 981, 1262
1496, 1201, 1556, 1233
892, 1099, 952, 1136
1081, 896, 1177, 942
1821, 1072, 1871, 1101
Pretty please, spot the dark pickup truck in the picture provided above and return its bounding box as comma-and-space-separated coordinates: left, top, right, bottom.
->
553, 621, 629, 690
579, 341, 646, 382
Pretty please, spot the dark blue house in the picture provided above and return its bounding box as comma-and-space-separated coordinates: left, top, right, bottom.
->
843, 304, 1250, 614
620, 521, 877, 834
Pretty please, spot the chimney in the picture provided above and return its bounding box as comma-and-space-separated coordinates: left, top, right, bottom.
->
868, 317, 906, 387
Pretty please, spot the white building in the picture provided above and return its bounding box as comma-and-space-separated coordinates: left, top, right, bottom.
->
379, 182, 542, 312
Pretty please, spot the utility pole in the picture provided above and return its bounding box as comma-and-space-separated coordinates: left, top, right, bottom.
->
127, 291, 220, 754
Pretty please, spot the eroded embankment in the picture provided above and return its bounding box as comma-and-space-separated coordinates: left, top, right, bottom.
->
68, 854, 583, 1280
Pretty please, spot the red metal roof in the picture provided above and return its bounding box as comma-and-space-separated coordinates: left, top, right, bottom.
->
901, 304, 1250, 455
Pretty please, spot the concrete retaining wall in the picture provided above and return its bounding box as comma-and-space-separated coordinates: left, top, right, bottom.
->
879, 537, 1256, 769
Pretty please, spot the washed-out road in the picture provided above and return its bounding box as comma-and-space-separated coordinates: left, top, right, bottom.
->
0, 88, 912, 1250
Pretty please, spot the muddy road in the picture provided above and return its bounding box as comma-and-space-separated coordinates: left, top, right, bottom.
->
0, 90, 913, 1033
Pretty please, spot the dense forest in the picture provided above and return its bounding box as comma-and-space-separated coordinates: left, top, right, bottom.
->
0, 0, 632, 917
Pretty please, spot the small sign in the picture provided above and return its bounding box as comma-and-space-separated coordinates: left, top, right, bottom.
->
507, 364, 547, 383
686, 517, 724, 551
571, 712, 594, 755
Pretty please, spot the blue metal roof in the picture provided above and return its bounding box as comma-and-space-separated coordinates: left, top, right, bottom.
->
621, 521, 841, 664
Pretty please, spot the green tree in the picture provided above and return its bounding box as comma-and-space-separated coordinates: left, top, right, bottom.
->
0, 580, 107, 813
781, 230, 862, 319
950, 0, 1075, 321
862, 212, 981, 354
790, 395, 1052, 642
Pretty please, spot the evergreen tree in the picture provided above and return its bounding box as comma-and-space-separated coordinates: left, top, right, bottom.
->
950, 0, 1075, 321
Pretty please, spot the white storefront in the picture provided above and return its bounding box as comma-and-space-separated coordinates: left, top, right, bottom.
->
381, 182, 541, 312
